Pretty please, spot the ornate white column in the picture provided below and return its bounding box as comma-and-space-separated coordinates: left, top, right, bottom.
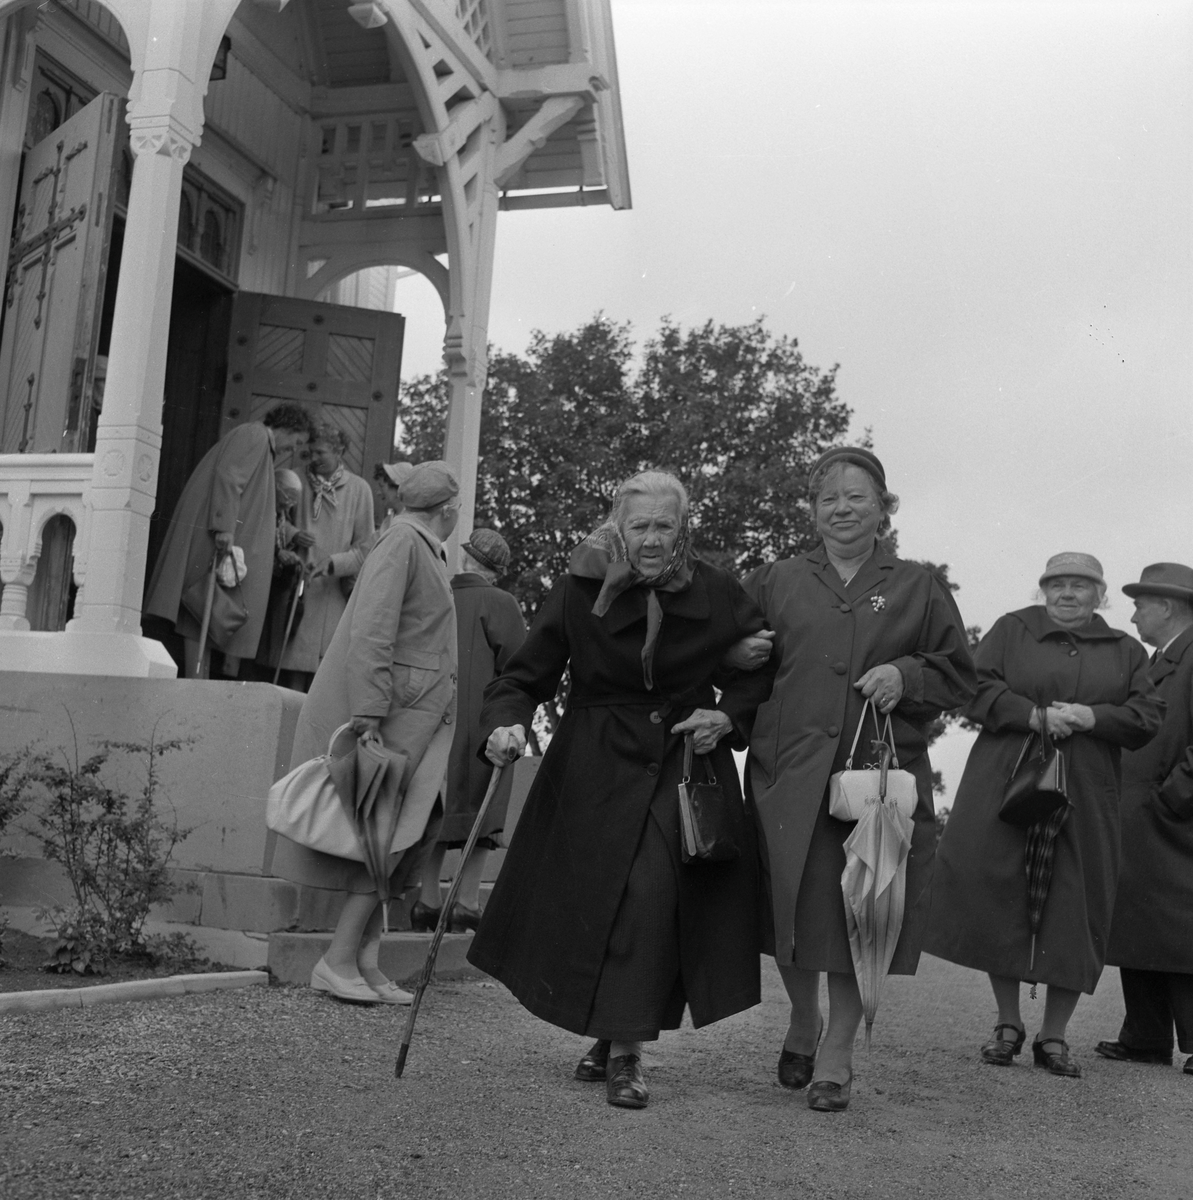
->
52, 0, 239, 676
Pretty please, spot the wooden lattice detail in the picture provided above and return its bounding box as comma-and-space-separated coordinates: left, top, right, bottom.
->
254, 324, 306, 373
456, 0, 493, 58
326, 334, 375, 383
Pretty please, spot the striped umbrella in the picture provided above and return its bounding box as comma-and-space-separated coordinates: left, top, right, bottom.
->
1024, 802, 1072, 973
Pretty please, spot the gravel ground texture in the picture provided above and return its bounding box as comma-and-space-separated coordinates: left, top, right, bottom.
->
2, 953, 1190, 1200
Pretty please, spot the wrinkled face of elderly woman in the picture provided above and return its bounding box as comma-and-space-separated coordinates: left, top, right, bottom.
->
815, 464, 883, 553
1043, 576, 1100, 628
621, 492, 681, 579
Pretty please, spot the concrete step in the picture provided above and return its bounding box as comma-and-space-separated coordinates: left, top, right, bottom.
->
268, 930, 487, 987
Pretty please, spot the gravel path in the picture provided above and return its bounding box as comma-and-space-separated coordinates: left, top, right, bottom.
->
2, 955, 1190, 1199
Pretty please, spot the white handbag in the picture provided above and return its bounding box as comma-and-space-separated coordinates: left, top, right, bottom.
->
266, 724, 364, 861
828, 700, 918, 822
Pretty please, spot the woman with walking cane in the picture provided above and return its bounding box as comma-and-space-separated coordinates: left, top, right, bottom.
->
925, 554, 1162, 1078
467, 470, 775, 1110
268, 463, 461, 1004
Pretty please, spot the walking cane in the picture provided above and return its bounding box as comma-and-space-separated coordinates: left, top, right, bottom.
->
271, 570, 306, 686
192, 554, 221, 679
395, 748, 518, 1078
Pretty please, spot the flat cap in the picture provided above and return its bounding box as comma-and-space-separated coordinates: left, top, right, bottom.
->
1039, 552, 1105, 588
400, 460, 459, 510
1122, 562, 1193, 602
465, 528, 511, 573
380, 461, 416, 488
810, 446, 887, 489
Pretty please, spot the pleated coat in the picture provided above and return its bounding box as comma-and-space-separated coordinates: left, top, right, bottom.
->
743, 547, 976, 972
924, 607, 1163, 993
466, 562, 773, 1036
439, 573, 528, 843
1106, 624, 1193, 973
276, 469, 374, 674
144, 423, 276, 660
268, 515, 457, 894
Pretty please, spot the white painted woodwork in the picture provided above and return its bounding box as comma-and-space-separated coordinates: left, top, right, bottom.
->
0, 0, 629, 668
0, 92, 120, 455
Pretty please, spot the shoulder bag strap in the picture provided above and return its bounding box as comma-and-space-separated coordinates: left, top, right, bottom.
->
880, 713, 901, 769
681, 732, 694, 784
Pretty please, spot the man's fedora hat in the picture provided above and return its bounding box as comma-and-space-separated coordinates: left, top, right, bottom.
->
1122, 562, 1193, 602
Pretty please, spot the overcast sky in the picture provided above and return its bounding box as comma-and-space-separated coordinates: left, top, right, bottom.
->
395, 0, 1192, 797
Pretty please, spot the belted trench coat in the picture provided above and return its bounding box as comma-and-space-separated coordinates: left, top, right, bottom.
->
268, 515, 457, 893
743, 547, 976, 972
925, 607, 1163, 992
467, 562, 772, 1036
1107, 624, 1193, 974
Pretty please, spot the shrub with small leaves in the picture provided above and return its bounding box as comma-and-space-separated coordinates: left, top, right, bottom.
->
19, 717, 195, 974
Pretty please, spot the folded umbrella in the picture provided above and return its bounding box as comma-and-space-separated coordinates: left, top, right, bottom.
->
1023, 802, 1071, 974
327, 737, 410, 902
840, 744, 915, 1048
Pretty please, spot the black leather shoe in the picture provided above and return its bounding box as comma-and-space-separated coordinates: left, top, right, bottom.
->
1094, 1040, 1172, 1065
981, 1022, 1026, 1066
1032, 1036, 1081, 1078
778, 1048, 816, 1090
1184, 1056, 1192, 1076
606, 1054, 648, 1109
807, 1070, 852, 1112
575, 1039, 610, 1082
447, 901, 482, 933
409, 900, 441, 932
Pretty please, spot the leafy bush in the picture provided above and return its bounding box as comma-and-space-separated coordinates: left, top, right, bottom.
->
17, 720, 195, 974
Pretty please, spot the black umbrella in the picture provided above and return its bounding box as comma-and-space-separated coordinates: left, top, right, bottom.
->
1024, 802, 1071, 974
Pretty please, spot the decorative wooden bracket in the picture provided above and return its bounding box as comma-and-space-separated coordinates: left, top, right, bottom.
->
412, 93, 497, 167
495, 95, 584, 187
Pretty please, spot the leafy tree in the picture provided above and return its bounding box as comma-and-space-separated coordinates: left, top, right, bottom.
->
398, 314, 851, 616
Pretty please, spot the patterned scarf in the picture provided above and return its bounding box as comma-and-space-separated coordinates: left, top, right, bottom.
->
569, 517, 694, 690
308, 464, 344, 519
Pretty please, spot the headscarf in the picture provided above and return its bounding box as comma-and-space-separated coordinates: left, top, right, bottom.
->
569, 515, 694, 691
308, 464, 344, 519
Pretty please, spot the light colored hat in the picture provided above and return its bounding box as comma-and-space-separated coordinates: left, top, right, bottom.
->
1122, 562, 1193, 602
465, 528, 511, 573
380, 461, 415, 487
400, 460, 459, 510
1039, 552, 1105, 588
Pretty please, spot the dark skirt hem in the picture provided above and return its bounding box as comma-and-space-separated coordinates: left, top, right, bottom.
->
923, 944, 1102, 996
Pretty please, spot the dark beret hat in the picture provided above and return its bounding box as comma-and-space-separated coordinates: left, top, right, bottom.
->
809, 446, 887, 488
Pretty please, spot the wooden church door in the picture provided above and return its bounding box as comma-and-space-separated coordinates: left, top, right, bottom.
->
0, 92, 120, 454
219, 293, 405, 478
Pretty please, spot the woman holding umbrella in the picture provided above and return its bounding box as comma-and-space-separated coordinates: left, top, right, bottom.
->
743, 446, 975, 1112
925, 554, 1163, 1078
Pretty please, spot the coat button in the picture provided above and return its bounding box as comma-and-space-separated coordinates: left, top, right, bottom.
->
1069, 649, 1078, 657
828, 725, 840, 737
649, 711, 662, 724
839, 604, 851, 613
647, 763, 660, 776
833, 662, 847, 675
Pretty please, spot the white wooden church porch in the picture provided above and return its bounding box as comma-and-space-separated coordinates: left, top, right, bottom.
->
0, 0, 629, 677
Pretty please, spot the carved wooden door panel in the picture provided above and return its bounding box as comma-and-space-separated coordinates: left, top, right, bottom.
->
0, 92, 120, 454
220, 293, 405, 478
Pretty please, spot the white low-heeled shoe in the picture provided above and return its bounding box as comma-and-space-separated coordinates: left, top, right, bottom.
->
368, 979, 413, 1005
310, 957, 382, 1004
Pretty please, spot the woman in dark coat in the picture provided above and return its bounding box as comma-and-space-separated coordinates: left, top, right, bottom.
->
925, 553, 1163, 1078
414, 528, 527, 932
468, 471, 773, 1110
743, 446, 976, 1112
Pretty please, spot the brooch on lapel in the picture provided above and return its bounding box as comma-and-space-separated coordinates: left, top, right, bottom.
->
871, 594, 886, 612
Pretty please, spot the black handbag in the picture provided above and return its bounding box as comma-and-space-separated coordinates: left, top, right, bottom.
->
677, 733, 742, 864
999, 707, 1068, 828
181, 550, 249, 653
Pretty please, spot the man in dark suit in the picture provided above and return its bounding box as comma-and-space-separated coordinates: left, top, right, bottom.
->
1099, 562, 1193, 1074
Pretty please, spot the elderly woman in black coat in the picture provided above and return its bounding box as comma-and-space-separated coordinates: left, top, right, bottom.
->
925, 553, 1163, 1078
467, 471, 773, 1110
